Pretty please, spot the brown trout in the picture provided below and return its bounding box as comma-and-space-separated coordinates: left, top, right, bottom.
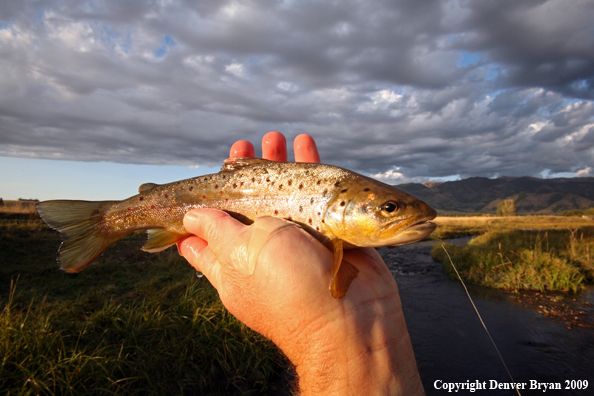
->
36, 157, 437, 298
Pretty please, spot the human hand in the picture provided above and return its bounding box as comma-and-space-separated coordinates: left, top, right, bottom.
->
177, 132, 424, 395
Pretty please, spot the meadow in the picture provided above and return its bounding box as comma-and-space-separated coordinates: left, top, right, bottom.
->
3, 203, 594, 394
0, 209, 289, 395
432, 216, 594, 293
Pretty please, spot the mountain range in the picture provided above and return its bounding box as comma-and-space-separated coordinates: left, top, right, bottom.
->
396, 176, 594, 214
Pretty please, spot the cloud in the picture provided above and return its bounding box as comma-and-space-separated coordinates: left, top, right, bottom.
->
0, 0, 592, 183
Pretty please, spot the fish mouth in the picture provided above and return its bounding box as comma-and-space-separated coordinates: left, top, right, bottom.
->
380, 215, 437, 247
407, 217, 437, 232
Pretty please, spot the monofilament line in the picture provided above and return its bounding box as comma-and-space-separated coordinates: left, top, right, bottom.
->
441, 244, 521, 396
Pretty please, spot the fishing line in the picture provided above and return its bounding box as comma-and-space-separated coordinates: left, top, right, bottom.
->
440, 244, 521, 396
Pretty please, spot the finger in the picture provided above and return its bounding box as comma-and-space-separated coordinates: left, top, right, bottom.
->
229, 216, 296, 276
262, 131, 287, 161
177, 236, 223, 289
294, 134, 321, 163
183, 208, 245, 266
230, 140, 255, 158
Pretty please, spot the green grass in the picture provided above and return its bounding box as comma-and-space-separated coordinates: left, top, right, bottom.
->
0, 213, 290, 395
432, 228, 594, 293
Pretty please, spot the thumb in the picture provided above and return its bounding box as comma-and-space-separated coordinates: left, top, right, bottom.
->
183, 208, 244, 263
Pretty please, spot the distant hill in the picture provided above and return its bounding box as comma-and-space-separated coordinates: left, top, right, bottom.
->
397, 176, 594, 214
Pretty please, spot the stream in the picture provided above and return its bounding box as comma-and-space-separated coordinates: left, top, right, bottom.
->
380, 242, 594, 395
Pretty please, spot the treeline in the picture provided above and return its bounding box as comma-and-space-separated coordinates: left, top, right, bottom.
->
563, 208, 594, 217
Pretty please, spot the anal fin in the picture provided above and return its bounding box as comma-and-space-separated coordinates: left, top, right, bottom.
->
142, 229, 187, 253
327, 238, 359, 299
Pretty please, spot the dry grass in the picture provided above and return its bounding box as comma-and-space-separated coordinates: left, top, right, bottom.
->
0, 200, 38, 214
433, 215, 594, 239
431, 216, 594, 293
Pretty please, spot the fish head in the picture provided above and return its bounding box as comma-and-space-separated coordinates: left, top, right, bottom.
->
323, 179, 437, 247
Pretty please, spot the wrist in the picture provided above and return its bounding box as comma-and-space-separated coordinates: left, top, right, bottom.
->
285, 304, 425, 396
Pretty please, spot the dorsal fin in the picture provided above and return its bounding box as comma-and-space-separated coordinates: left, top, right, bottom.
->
138, 183, 159, 193
221, 157, 274, 172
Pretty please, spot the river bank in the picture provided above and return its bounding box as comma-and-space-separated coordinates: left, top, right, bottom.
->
380, 243, 594, 395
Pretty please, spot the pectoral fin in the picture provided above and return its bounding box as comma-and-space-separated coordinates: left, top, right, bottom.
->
327, 238, 359, 299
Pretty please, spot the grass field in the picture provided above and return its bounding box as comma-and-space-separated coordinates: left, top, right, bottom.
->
432, 215, 594, 239
3, 202, 593, 394
0, 211, 290, 395
432, 216, 594, 293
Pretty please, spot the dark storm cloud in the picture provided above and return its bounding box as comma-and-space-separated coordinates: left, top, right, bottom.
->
0, 0, 592, 182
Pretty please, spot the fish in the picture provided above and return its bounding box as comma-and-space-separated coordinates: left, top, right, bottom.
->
36, 157, 437, 298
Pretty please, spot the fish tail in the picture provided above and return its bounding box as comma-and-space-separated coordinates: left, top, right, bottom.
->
36, 200, 121, 272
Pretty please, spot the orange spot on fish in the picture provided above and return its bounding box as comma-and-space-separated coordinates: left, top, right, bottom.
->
164, 194, 168, 198
189, 186, 193, 191
127, 207, 131, 211
202, 195, 206, 199
151, 205, 155, 209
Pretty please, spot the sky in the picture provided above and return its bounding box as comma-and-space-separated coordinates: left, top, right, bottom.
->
1, 0, 593, 200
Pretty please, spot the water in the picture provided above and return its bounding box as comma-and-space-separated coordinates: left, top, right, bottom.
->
380, 243, 594, 395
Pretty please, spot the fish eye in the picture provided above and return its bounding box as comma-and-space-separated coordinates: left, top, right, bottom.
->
381, 201, 399, 214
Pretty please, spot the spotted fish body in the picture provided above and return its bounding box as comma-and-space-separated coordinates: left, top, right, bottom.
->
36, 157, 437, 298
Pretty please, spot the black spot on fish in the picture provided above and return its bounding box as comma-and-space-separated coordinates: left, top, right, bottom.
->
233, 183, 237, 188
240, 181, 244, 186
310, 198, 314, 204
299, 183, 304, 190
189, 186, 193, 191
164, 194, 168, 199
139, 197, 144, 201
317, 212, 321, 216
299, 206, 303, 212
363, 188, 370, 192
334, 181, 340, 187
341, 188, 348, 193
287, 216, 293, 221
308, 218, 312, 225
215, 184, 219, 189
316, 226, 319, 231
323, 189, 328, 197
317, 180, 321, 185
340, 201, 346, 206
274, 210, 279, 215
252, 177, 255, 183
279, 184, 283, 190
266, 178, 270, 182
271, 181, 275, 186
222, 175, 226, 179
288, 180, 292, 186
